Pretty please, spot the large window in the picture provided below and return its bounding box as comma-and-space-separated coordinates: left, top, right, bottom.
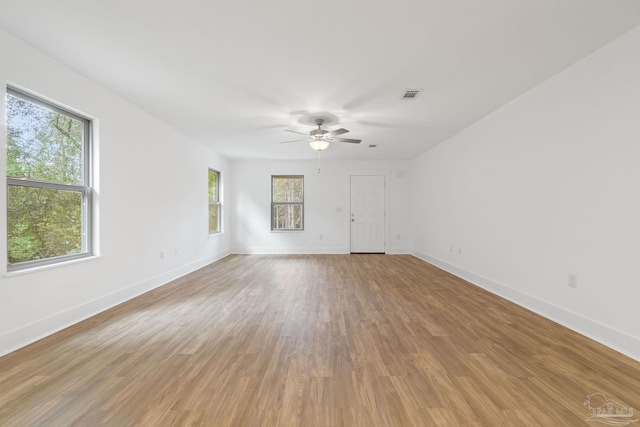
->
6, 88, 92, 271
271, 175, 303, 231
208, 169, 221, 234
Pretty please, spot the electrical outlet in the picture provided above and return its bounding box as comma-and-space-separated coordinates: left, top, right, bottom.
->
160, 251, 164, 259
319, 234, 323, 240
568, 273, 577, 288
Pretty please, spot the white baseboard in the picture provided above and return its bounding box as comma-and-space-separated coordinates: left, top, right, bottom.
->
231, 247, 348, 254
387, 247, 410, 255
0, 251, 230, 358
230, 247, 410, 255
412, 250, 640, 362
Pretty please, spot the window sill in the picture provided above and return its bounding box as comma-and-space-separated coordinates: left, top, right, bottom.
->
4, 255, 102, 278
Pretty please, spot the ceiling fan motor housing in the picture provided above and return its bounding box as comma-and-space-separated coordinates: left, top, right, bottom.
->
310, 118, 329, 138
310, 128, 328, 138
280, 117, 360, 146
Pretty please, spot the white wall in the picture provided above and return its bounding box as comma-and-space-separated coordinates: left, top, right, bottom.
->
230, 159, 411, 254
411, 26, 640, 360
0, 29, 230, 357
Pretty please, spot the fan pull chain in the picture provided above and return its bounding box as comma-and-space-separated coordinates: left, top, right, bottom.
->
317, 151, 321, 174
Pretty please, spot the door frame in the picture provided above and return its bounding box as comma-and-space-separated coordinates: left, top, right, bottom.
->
347, 170, 390, 254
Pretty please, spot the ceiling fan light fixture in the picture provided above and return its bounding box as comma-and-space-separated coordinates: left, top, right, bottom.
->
309, 139, 330, 151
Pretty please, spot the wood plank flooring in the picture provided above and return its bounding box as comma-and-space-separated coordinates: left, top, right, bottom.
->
1, 254, 639, 426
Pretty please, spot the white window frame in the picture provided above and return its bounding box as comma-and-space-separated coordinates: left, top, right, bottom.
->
6, 87, 93, 272
271, 175, 304, 231
208, 168, 221, 234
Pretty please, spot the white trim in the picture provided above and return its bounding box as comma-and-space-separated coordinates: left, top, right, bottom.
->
411, 250, 640, 362
231, 247, 347, 255
0, 251, 230, 358
3, 254, 101, 278
387, 247, 411, 255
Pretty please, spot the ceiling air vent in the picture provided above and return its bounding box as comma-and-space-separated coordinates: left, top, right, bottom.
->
401, 89, 421, 100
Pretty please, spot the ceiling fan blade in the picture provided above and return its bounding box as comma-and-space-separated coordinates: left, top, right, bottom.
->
333, 137, 361, 144
328, 128, 349, 137
285, 129, 309, 136
279, 138, 309, 144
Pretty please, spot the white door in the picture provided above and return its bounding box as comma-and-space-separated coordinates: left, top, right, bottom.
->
350, 175, 385, 253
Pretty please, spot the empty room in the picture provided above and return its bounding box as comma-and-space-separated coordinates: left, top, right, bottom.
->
1, 0, 640, 426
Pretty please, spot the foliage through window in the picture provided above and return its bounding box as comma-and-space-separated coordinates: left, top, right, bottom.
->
271, 175, 303, 231
6, 88, 92, 270
208, 169, 221, 234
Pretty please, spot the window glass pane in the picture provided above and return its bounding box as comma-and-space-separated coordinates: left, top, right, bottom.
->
6, 92, 85, 185
7, 185, 83, 264
208, 169, 218, 202
272, 176, 303, 203
209, 204, 219, 234
272, 204, 303, 230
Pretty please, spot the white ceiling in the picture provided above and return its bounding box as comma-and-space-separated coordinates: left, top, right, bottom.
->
1, 1, 639, 161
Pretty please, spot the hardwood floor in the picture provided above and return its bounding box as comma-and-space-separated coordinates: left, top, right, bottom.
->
1, 255, 639, 426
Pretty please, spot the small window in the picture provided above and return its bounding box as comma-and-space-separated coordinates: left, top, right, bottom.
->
6, 87, 93, 271
271, 175, 303, 231
208, 169, 221, 234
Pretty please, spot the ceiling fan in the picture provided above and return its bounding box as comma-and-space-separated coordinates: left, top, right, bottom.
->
280, 119, 361, 151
